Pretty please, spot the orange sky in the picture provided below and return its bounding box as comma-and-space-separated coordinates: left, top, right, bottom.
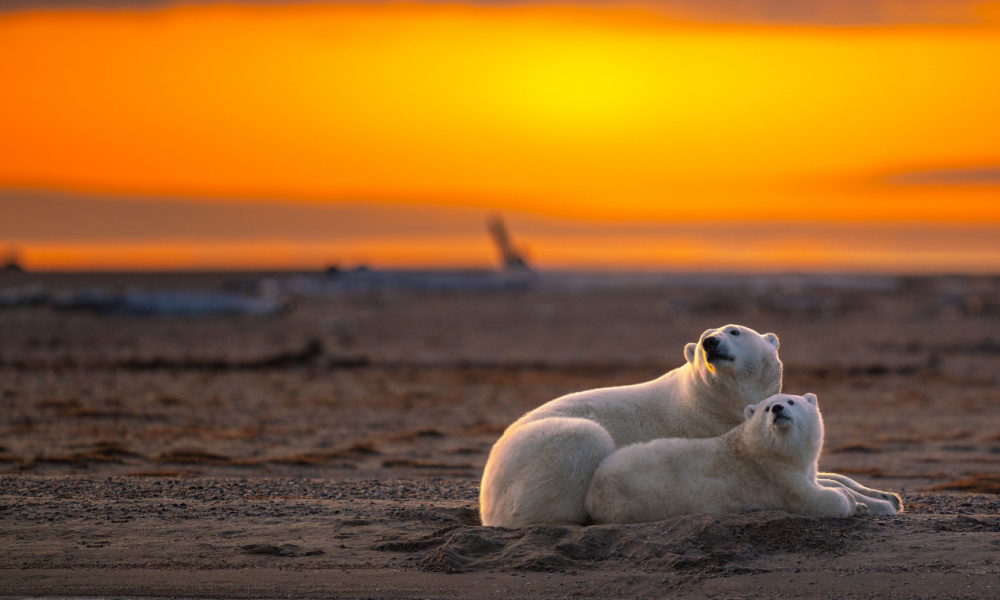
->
1, 2, 999, 270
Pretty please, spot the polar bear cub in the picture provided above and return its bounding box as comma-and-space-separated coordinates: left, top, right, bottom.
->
480, 324, 783, 528
586, 393, 900, 524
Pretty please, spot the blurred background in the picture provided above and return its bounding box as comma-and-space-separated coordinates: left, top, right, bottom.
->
2, 0, 999, 273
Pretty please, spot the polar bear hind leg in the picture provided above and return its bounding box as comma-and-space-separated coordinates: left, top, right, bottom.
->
480, 417, 616, 529
817, 472, 903, 513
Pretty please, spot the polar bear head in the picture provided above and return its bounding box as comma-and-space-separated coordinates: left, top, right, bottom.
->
684, 324, 782, 404
742, 393, 823, 463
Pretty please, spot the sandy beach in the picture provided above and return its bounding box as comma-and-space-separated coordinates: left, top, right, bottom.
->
1, 270, 999, 598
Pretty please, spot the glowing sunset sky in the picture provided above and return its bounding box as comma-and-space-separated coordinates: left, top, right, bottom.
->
1, 1, 999, 271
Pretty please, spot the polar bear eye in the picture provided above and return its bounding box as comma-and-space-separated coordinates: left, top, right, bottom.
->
729, 330, 740, 336
788, 400, 795, 405
764, 405, 771, 412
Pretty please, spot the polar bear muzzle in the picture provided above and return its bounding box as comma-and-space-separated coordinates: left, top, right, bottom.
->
769, 403, 792, 428
702, 335, 733, 363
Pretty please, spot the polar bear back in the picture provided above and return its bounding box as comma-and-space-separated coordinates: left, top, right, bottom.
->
585, 436, 744, 523
585, 437, 726, 522
512, 371, 705, 445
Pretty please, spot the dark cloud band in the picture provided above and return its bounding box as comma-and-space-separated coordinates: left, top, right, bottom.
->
0, 0, 994, 26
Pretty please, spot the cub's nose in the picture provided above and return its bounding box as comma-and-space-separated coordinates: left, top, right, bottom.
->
702, 337, 720, 351
771, 404, 784, 414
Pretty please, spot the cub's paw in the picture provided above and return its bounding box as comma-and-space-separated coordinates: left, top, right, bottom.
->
881, 492, 904, 512
860, 497, 899, 516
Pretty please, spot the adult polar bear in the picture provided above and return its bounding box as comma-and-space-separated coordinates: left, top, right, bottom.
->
586, 393, 900, 524
480, 324, 783, 528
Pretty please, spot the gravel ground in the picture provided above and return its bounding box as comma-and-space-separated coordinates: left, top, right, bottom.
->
2, 476, 1000, 599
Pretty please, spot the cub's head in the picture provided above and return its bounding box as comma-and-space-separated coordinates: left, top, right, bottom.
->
684, 324, 782, 400
743, 393, 823, 462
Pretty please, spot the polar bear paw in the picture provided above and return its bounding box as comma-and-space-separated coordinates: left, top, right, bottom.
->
852, 502, 870, 517
880, 492, 904, 512
854, 494, 899, 516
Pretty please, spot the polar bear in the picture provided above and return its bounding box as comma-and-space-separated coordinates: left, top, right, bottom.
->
480, 324, 783, 528
585, 393, 900, 524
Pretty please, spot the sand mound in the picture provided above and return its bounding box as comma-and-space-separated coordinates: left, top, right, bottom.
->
375, 512, 870, 573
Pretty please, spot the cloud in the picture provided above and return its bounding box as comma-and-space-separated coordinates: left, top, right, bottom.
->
0, 190, 490, 242
1, 0, 996, 26
5, 188, 1000, 249
5, 189, 1000, 271
887, 167, 1000, 186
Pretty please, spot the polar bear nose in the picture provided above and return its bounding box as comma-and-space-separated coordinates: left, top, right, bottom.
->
702, 336, 720, 351
771, 404, 784, 414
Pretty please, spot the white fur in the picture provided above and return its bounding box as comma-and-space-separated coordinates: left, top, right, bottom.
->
816, 472, 903, 514
480, 324, 783, 528
586, 393, 894, 523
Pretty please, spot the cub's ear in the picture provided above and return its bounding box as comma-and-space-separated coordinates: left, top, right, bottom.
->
764, 333, 779, 349
684, 342, 697, 364
744, 404, 757, 420
804, 393, 817, 406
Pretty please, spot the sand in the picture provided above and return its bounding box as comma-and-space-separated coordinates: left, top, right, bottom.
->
1, 270, 999, 598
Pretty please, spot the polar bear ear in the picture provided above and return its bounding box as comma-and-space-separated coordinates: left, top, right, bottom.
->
684, 342, 697, 364
804, 393, 817, 406
744, 404, 757, 420
763, 333, 779, 349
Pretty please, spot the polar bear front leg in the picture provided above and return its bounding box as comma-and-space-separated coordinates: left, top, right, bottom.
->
828, 484, 900, 516
799, 486, 862, 518
817, 472, 903, 513
480, 417, 616, 528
